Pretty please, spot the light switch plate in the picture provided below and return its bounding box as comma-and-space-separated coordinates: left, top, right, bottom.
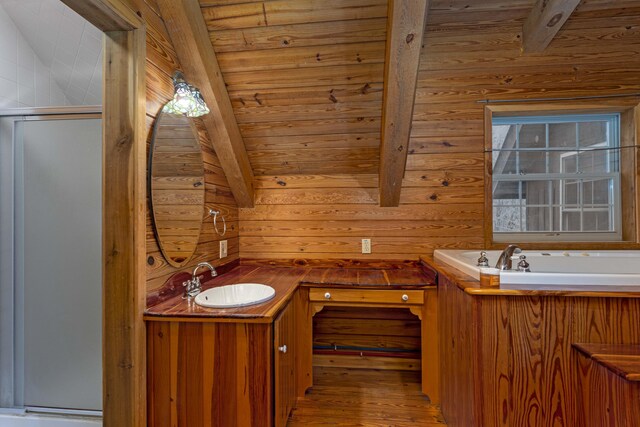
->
219, 240, 228, 258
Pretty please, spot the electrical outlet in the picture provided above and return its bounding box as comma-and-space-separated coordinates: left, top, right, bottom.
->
219, 240, 228, 258
361, 238, 371, 254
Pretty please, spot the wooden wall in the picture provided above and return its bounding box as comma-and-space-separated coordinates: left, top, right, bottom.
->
143, 0, 239, 292
195, 0, 640, 261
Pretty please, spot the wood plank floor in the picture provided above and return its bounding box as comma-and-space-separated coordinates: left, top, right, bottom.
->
287, 367, 447, 426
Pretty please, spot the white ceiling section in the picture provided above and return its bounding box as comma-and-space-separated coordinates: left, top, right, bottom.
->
0, 0, 102, 106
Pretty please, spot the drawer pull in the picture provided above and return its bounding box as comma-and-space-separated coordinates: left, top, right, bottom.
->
402, 294, 409, 301
278, 345, 287, 354
324, 292, 331, 299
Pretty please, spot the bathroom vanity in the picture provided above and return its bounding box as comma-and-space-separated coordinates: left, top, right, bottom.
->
144, 263, 438, 427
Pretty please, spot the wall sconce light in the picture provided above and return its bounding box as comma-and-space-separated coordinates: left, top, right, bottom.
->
162, 71, 210, 117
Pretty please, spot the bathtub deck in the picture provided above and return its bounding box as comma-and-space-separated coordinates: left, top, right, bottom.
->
287, 367, 446, 426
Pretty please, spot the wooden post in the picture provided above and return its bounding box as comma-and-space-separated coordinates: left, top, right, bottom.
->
101, 28, 147, 427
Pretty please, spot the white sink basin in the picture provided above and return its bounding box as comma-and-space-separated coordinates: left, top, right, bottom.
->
194, 283, 276, 308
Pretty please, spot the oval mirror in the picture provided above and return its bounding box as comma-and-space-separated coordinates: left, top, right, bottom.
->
149, 110, 205, 268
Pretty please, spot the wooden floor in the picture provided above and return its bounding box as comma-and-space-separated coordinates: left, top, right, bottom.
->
287, 367, 447, 426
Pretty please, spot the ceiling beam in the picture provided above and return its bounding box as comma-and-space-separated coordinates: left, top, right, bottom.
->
379, 0, 429, 207
522, 0, 581, 53
156, 0, 255, 207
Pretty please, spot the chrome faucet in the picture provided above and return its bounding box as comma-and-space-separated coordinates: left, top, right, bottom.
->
495, 245, 522, 270
183, 262, 218, 298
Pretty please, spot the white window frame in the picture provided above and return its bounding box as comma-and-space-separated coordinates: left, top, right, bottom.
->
492, 113, 622, 242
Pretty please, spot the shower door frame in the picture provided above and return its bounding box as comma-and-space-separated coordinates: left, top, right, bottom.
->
0, 109, 103, 416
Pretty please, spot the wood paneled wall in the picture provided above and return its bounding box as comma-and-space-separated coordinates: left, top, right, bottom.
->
147, 321, 273, 426
222, 1, 640, 260
439, 275, 640, 427
143, 0, 239, 292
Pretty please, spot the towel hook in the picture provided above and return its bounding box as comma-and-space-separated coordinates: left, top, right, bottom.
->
208, 208, 227, 236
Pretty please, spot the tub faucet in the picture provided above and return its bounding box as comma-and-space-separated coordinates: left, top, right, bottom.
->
183, 262, 218, 298
495, 245, 522, 270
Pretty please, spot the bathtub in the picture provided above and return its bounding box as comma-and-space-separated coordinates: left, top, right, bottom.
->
434, 249, 640, 287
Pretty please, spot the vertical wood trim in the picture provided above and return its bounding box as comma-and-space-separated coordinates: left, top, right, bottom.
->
634, 105, 640, 242
202, 324, 215, 427
483, 106, 494, 248
620, 108, 637, 242
422, 288, 439, 404
235, 324, 252, 425
379, 0, 429, 207
156, 0, 255, 207
169, 323, 179, 426
103, 27, 147, 427
522, 0, 581, 53
296, 287, 314, 395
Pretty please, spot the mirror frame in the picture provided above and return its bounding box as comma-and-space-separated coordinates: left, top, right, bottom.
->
148, 110, 206, 268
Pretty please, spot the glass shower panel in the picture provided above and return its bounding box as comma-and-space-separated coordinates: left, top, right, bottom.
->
16, 118, 102, 412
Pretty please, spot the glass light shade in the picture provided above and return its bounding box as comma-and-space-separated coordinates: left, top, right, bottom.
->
163, 73, 210, 118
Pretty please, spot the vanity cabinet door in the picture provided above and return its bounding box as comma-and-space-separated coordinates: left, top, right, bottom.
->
274, 301, 296, 427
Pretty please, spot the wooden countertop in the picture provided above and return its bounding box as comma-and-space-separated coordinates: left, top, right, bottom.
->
421, 255, 640, 297
144, 265, 435, 323
573, 343, 640, 382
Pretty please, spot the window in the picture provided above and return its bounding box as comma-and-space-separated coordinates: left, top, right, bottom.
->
491, 113, 621, 242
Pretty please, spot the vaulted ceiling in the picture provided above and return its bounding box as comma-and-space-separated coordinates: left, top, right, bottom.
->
158, 0, 640, 207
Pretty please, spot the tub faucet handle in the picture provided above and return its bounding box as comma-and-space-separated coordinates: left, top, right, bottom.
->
517, 255, 531, 272
477, 251, 489, 267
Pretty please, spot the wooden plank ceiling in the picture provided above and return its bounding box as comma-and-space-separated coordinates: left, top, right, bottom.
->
197, 0, 637, 195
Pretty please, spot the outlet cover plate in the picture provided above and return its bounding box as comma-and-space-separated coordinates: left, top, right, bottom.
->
361, 238, 371, 254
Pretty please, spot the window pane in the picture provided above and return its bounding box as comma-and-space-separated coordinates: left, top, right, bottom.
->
578, 150, 609, 173
592, 179, 611, 204
522, 180, 550, 205
549, 122, 576, 149
549, 150, 567, 173
492, 149, 517, 174
579, 121, 608, 147
519, 123, 546, 149
563, 211, 581, 231
563, 180, 579, 205
560, 153, 577, 173
493, 200, 521, 232
519, 151, 546, 174
525, 206, 551, 232
583, 211, 610, 231
583, 180, 593, 205
493, 180, 519, 201
492, 124, 514, 150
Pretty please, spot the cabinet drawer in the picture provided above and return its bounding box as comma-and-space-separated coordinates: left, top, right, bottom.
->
309, 288, 424, 305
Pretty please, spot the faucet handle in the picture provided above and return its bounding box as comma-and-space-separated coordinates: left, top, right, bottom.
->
517, 255, 531, 272
477, 251, 489, 267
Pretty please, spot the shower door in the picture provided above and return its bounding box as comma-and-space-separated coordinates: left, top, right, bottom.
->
0, 113, 102, 413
